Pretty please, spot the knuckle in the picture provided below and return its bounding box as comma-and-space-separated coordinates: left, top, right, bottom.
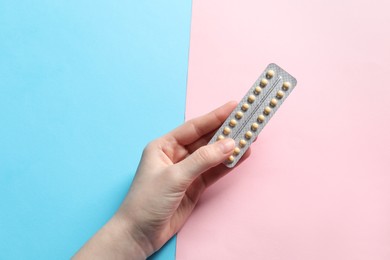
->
143, 140, 157, 155
195, 147, 214, 164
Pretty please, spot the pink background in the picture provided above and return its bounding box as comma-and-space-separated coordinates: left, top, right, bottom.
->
177, 0, 390, 259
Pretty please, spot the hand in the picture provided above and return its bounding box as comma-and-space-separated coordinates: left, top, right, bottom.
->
73, 101, 251, 259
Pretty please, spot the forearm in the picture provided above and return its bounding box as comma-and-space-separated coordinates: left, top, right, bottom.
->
73, 214, 152, 260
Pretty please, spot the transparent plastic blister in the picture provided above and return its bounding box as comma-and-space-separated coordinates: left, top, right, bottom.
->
208, 63, 297, 167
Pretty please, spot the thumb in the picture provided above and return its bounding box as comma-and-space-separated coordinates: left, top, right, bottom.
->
175, 138, 235, 181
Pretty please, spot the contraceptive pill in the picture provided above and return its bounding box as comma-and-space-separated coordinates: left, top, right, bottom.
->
270, 98, 278, 107
229, 119, 237, 127
241, 103, 250, 111
227, 155, 235, 163
223, 127, 231, 135
247, 95, 256, 104
276, 90, 285, 99
251, 122, 259, 131
235, 111, 243, 119
260, 78, 268, 87
266, 70, 275, 79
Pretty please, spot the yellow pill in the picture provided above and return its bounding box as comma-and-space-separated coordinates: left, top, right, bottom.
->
282, 82, 291, 91
239, 139, 247, 147
263, 106, 272, 115
223, 127, 231, 135
235, 111, 243, 119
217, 135, 225, 141
227, 155, 235, 163
270, 98, 278, 107
251, 122, 259, 131
254, 86, 262, 95
247, 95, 256, 104
229, 119, 237, 127
266, 70, 275, 79
260, 78, 268, 87
257, 114, 265, 123
276, 90, 284, 99
241, 103, 249, 111
233, 147, 240, 155
245, 131, 253, 139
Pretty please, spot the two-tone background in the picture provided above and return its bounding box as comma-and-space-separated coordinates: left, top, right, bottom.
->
1, 1, 389, 259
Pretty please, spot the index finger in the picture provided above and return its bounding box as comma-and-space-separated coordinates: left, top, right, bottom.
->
165, 101, 237, 146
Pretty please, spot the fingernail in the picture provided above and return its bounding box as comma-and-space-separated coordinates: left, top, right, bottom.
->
218, 138, 235, 153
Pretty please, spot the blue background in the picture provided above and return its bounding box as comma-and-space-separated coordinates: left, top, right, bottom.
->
0, 0, 191, 259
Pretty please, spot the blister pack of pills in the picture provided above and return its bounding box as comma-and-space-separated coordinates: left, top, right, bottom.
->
209, 63, 297, 168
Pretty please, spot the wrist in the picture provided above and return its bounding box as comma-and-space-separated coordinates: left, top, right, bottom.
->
112, 212, 155, 258
73, 213, 152, 260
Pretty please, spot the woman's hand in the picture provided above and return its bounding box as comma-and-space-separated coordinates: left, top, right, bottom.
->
74, 101, 251, 259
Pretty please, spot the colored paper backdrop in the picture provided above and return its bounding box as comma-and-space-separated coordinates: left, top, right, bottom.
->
0, 1, 191, 259
178, 0, 390, 259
